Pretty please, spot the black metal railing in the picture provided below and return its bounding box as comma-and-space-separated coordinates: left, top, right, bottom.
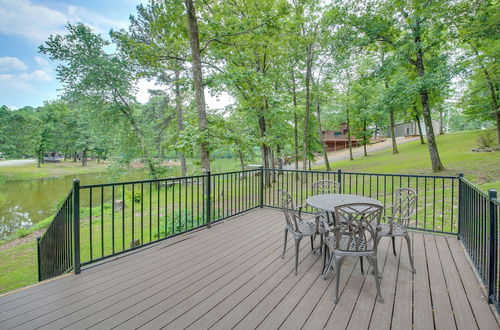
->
262, 169, 459, 234
459, 178, 499, 310
37, 190, 74, 281
36, 167, 498, 312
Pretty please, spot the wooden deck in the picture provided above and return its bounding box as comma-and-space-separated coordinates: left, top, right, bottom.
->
0, 208, 498, 329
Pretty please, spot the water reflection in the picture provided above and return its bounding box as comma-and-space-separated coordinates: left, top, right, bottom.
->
0, 171, 150, 239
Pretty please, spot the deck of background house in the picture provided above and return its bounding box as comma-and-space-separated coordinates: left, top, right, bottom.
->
0, 208, 498, 330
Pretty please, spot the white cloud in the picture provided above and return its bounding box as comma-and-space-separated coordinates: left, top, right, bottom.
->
0, 0, 67, 42
0, 0, 128, 43
0, 57, 28, 72
34, 56, 51, 70
0, 74, 13, 82
19, 69, 51, 82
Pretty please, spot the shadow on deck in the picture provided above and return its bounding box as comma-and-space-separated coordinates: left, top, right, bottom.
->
0, 208, 498, 329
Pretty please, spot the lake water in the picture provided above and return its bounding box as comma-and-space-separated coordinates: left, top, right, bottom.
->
0, 159, 244, 239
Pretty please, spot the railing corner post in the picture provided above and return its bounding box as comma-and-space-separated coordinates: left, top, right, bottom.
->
205, 170, 211, 228
487, 189, 497, 304
259, 166, 264, 208
36, 236, 42, 281
73, 179, 81, 275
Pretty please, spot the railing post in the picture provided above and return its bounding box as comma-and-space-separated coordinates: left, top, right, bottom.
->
73, 179, 81, 275
36, 237, 42, 281
487, 189, 498, 304
259, 166, 264, 208
205, 170, 211, 228
458, 173, 464, 239
337, 169, 342, 192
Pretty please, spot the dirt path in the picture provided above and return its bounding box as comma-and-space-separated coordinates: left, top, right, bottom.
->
285, 136, 420, 170
0, 159, 36, 167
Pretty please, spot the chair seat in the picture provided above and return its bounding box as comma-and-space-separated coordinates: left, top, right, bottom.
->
378, 223, 407, 236
296, 221, 317, 236
325, 235, 371, 251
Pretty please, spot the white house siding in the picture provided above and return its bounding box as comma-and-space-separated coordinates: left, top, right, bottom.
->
387, 119, 441, 138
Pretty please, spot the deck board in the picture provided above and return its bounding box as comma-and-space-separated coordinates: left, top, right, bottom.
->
0, 208, 498, 330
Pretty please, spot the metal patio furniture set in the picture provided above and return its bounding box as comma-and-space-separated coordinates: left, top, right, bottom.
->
280, 180, 417, 303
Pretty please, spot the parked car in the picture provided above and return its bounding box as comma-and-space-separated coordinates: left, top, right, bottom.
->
43, 152, 63, 163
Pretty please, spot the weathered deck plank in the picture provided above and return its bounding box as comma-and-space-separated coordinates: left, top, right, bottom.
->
0, 208, 497, 330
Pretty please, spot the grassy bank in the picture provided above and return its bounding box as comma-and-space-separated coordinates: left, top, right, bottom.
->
315, 129, 500, 191
0, 160, 110, 181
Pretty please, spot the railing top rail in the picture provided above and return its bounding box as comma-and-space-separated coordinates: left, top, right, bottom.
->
38, 189, 73, 242
461, 177, 491, 198
264, 168, 459, 179
211, 168, 260, 176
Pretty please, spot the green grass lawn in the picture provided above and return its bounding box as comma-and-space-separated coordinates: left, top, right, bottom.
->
315, 129, 500, 191
0, 160, 110, 181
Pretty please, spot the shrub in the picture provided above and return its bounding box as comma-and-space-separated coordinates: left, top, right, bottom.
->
477, 131, 496, 148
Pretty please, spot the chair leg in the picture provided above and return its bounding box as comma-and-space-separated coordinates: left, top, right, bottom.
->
294, 237, 301, 276
282, 228, 288, 259
322, 245, 328, 276
360, 257, 364, 274
310, 236, 314, 251
370, 256, 384, 303
404, 233, 416, 273
323, 250, 334, 279
333, 256, 341, 303
391, 236, 397, 256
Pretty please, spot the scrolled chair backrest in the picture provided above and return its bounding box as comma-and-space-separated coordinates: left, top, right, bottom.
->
312, 180, 340, 195
391, 188, 417, 226
333, 203, 384, 252
279, 190, 300, 232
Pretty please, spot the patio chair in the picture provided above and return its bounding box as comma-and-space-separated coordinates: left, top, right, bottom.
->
311, 180, 340, 195
378, 188, 417, 273
280, 190, 323, 275
322, 203, 384, 303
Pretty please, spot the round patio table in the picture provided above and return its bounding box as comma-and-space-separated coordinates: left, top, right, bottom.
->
306, 194, 383, 225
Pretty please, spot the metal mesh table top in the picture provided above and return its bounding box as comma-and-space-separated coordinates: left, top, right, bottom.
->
306, 194, 383, 212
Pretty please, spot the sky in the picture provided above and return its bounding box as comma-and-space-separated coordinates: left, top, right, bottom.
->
0, 0, 232, 109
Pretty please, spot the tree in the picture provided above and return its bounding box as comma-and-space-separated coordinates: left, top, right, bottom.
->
456, 0, 499, 143
112, 0, 191, 175
40, 23, 159, 177
184, 0, 210, 173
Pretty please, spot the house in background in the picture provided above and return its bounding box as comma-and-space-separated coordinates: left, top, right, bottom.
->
322, 123, 361, 151
387, 119, 441, 138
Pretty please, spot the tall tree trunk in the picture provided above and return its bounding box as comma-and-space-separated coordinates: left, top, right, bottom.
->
258, 112, 271, 186
37, 148, 42, 168
346, 88, 353, 161
389, 108, 398, 154
381, 51, 398, 154
413, 20, 444, 172
363, 120, 368, 157
291, 70, 299, 171
82, 149, 87, 167
302, 44, 314, 170
415, 113, 425, 144
174, 68, 187, 176
185, 0, 210, 173
237, 149, 245, 171
439, 108, 444, 135
73, 151, 77, 162
63, 145, 68, 161
473, 48, 500, 144
315, 98, 331, 171
277, 144, 283, 170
